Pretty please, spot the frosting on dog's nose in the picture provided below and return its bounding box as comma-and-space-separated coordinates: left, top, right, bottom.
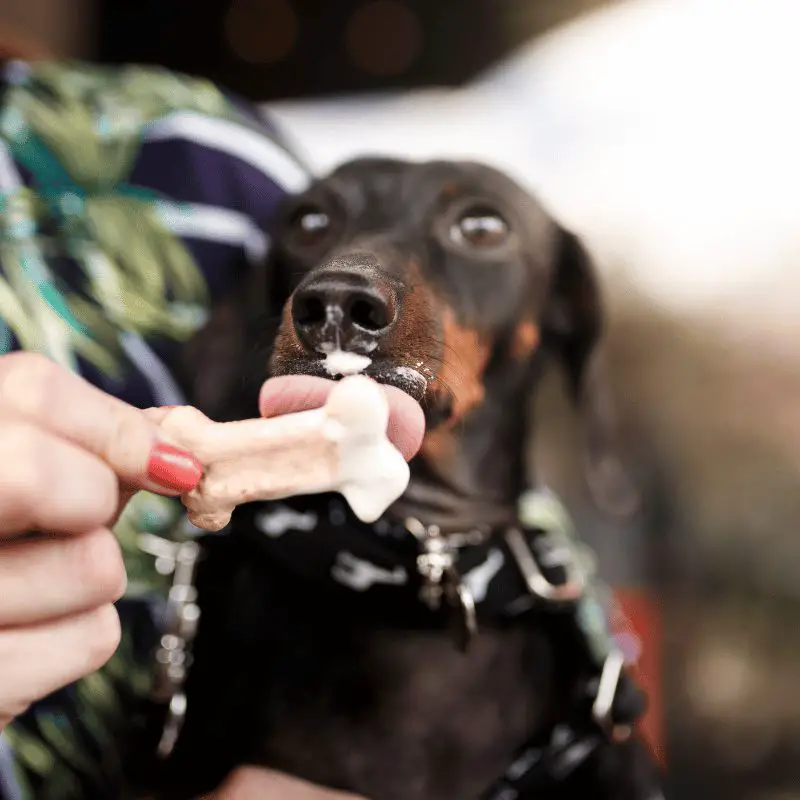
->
322, 349, 372, 377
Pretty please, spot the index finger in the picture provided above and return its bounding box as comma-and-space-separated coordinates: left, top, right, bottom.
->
0, 353, 202, 493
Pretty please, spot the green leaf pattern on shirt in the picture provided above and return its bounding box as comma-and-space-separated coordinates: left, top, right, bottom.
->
0, 60, 251, 799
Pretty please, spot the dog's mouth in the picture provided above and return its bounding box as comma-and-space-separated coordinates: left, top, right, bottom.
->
269, 344, 432, 401
269, 341, 457, 430
261, 356, 429, 461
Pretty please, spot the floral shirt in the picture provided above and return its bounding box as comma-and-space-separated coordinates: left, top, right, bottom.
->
0, 59, 310, 800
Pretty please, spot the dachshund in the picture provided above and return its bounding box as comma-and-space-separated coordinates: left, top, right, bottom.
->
148, 158, 664, 800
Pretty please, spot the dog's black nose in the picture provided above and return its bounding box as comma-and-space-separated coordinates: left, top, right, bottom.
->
292, 272, 396, 351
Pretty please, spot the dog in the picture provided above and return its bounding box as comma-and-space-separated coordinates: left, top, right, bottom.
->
147, 158, 664, 800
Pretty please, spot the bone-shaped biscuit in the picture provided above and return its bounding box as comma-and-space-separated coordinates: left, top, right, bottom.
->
157, 376, 410, 531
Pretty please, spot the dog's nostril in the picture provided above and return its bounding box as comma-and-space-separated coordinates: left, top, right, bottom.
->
294, 294, 326, 328
292, 276, 395, 345
350, 297, 390, 332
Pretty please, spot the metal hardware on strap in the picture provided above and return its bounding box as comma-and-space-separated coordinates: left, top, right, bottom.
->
592, 648, 633, 741
504, 526, 585, 604
406, 518, 451, 610
502, 490, 643, 752
405, 517, 478, 651
137, 532, 202, 759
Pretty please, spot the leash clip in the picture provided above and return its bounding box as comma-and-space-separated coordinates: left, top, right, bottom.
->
406, 517, 478, 651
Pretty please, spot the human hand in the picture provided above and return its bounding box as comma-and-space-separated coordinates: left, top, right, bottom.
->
202, 767, 368, 800
0, 352, 203, 730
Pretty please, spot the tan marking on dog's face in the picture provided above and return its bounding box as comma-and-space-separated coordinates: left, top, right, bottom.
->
428, 307, 491, 424
382, 260, 439, 362
510, 320, 540, 360
419, 307, 491, 471
269, 297, 306, 373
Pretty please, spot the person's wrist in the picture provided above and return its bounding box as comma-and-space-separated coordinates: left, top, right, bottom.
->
202, 767, 369, 800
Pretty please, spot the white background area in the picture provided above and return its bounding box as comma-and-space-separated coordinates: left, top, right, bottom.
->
265, 0, 800, 350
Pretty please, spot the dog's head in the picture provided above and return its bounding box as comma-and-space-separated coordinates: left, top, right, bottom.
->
261, 157, 636, 515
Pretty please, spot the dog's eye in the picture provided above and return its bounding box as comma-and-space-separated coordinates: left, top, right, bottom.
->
451, 208, 509, 248
288, 206, 331, 245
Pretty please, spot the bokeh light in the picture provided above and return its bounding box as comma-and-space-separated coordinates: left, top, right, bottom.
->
225, 0, 298, 65
344, 0, 422, 77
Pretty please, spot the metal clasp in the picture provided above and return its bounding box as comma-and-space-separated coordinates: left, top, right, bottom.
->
406, 518, 452, 610
591, 648, 633, 742
504, 526, 585, 604
405, 517, 478, 651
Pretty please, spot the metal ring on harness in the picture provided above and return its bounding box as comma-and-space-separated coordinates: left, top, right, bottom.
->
504, 526, 585, 603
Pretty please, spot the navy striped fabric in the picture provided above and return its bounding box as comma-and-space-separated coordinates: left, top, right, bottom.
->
0, 60, 311, 799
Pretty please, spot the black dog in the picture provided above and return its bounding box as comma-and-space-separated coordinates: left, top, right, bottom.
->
149, 159, 664, 800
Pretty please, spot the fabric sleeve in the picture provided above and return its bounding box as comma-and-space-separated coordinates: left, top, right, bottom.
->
0, 58, 311, 408
0, 59, 311, 800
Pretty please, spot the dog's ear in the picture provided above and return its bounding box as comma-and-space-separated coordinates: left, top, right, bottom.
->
543, 226, 640, 518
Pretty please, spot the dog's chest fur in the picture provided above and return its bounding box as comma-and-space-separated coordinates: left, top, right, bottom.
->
257, 601, 555, 800
174, 532, 565, 800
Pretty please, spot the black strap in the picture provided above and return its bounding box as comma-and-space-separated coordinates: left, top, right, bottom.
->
237, 492, 653, 796
480, 673, 648, 799
482, 724, 606, 799
232, 494, 562, 624
148, 490, 656, 797
477, 508, 650, 799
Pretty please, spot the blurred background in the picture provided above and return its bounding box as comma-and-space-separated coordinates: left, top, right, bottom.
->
4, 0, 800, 797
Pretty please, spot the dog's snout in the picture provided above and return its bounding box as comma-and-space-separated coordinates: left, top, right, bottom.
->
292, 272, 396, 352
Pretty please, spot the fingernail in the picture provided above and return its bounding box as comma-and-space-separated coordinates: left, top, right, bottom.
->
147, 442, 203, 492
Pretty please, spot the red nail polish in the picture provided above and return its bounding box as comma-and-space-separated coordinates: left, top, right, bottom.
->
147, 442, 203, 493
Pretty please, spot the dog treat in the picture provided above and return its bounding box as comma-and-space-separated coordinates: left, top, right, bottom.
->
157, 376, 409, 531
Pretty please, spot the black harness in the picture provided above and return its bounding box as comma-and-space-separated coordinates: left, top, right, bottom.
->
145, 488, 656, 798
